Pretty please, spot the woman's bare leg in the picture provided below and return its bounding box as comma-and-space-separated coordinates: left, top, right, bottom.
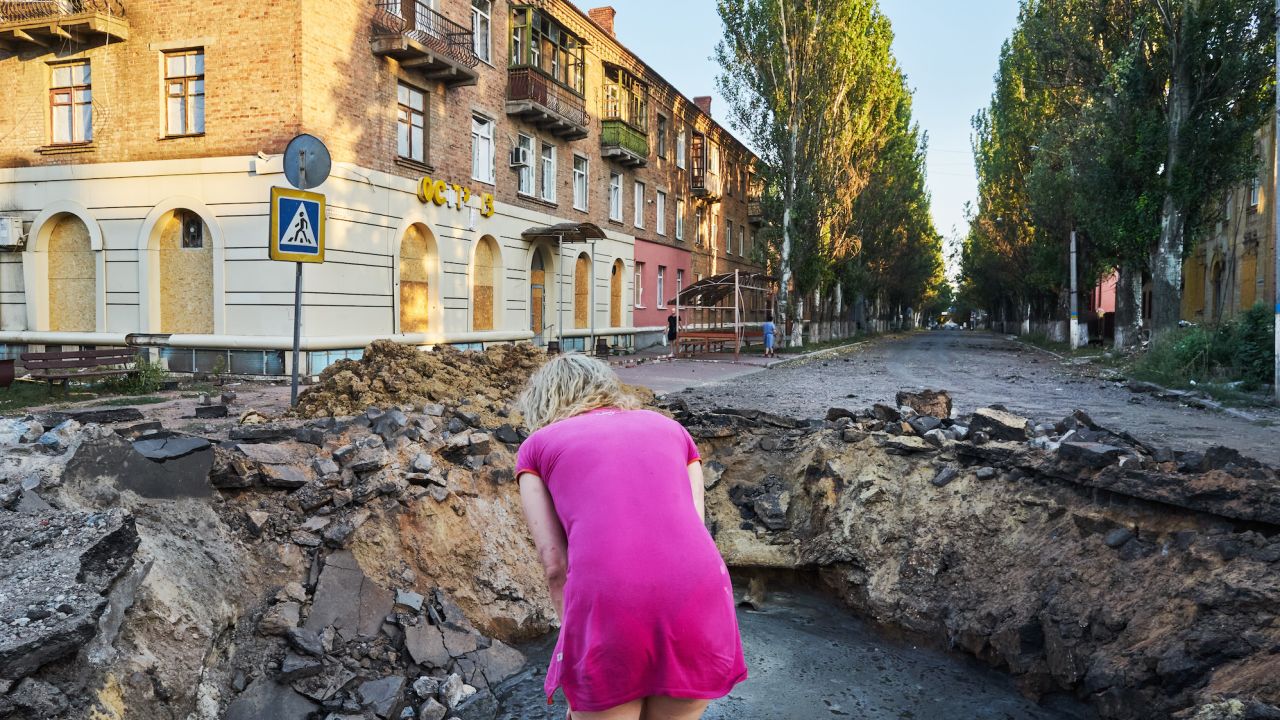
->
639, 696, 711, 720
570, 698, 644, 720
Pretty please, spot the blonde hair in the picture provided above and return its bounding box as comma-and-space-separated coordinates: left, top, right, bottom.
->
516, 354, 640, 430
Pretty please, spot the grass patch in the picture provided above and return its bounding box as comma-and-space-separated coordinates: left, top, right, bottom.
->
1131, 303, 1275, 401
100, 395, 167, 406
0, 356, 175, 416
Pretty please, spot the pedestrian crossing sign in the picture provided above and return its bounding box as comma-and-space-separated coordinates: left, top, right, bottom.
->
269, 186, 326, 263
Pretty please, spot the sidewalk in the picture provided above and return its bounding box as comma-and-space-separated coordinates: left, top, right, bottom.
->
610, 337, 870, 395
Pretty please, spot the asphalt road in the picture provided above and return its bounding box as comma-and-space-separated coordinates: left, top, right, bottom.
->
499, 583, 1091, 720
658, 331, 1280, 467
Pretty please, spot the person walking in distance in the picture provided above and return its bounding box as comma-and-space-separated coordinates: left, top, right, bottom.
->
667, 309, 679, 358
761, 313, 777, 359
515, 355, 748, 720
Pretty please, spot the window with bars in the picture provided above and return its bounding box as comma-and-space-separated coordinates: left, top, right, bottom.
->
164, 50, 204, 137
50, 61, 91, 145
397, 83, 427, 164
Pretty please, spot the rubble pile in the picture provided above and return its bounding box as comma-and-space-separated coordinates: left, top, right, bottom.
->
0, 394, 555, 720
671, 392, 1280, 720
292, 341, 545, 423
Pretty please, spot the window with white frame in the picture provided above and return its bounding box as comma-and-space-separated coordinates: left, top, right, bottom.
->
740, 224, 746, 256
634, 261, 645, 307
609, 172, 622, 221
656, 265, 666, 308
50, 61, 92, 144
676, 127, 686, 169
655, 191, 666, 235
516, 133, 534, 195
676, 269, 685, 296
675, 198, 685, 240
540, 142, 557, 202
472, 0, 492, 63
471, 114, 495, 183
573, 155, 589, 210
725, 222, 732, 257
397, 83, 427, 163
634, 181, 645, 228
164, 50, 204, 136
695, 207, 704, 246
1250, 177, 1261, 208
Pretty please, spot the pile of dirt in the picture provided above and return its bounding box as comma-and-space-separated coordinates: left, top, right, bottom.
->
293, 341, 546, 424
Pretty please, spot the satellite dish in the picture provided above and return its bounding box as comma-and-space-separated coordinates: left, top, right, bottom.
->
283, 134, 332, 190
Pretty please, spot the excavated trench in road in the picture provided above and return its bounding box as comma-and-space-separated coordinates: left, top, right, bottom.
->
500, 570, 1094, 720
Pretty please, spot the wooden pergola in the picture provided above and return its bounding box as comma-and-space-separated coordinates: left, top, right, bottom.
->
667, 270, 776, 361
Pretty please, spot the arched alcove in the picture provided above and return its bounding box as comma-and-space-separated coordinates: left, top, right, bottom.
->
574, 253, 591, 330
472, 235, 501, 332
399, 224, 440, 334
153, 209, 214, 334
47, 214, 96, 332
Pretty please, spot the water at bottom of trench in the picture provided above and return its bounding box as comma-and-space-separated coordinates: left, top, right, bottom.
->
493, 580, 1096, 720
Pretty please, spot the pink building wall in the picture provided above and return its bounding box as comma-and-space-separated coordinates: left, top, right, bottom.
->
1090, 271, 1118, 315
633, 238, 693, 329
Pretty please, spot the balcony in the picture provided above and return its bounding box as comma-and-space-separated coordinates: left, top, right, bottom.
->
371, 0, 479, 88
600, 119, 647, 167
691, 169, 721, 202
748, 196, 763, 225
506, 67, 589, 141
0, 0, 128, 51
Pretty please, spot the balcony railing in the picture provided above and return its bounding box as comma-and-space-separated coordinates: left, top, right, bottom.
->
506, 67, 589, 139
0, 0, 123, 21
747, 195, 763, 224
0, 0, 128, 47
372, 0, 479, 86
600, 119, 648, 167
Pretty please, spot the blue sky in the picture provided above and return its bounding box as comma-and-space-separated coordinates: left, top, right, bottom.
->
601, 0, 1021, 268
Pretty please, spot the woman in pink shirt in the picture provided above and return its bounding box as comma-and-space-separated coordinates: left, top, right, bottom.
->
515, 355, 747, 720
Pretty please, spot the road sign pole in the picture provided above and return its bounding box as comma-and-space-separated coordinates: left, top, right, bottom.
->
290, 261, 303, 407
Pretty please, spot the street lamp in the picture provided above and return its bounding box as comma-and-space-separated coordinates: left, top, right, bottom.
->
1029, 144, 1082, 350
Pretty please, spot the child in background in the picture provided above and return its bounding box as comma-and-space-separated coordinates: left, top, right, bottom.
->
761, 314, 776, 358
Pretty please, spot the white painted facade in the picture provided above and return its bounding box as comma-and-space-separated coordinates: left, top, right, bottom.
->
0, 155, 638, 372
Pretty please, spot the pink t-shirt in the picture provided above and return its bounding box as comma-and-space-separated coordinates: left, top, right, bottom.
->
516, 408, 748, 712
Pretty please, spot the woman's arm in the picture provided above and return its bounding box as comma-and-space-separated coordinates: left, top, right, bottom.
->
518, 472, 568, 618
687, 461, 706, 521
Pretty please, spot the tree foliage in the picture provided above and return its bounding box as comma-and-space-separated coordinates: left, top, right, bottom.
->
716, 0, 943, 339
960, 0, 1275, 337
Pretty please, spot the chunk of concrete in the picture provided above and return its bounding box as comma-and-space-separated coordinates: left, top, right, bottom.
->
132, 436, 211, 461
224, 679, 318, 720
969, 408, 1031, 442
304, 551, 394, 641
64, 433, 212, 499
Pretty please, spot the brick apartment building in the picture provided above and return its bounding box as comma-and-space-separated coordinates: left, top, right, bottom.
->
0, 0, 763, 374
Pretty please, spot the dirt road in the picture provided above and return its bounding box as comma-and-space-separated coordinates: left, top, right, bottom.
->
655, 331, 1280, 466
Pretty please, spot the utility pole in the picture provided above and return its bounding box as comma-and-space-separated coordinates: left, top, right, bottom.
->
1070, 229, 1080, 350
1274, 0, 1279, 404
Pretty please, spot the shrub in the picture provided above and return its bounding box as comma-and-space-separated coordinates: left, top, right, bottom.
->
1134, 303, 1275, 390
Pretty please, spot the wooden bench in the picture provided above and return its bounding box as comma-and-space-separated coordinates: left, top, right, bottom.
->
20, 348, 141, 391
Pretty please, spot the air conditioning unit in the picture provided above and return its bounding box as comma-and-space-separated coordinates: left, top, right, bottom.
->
0, 217, 25, 250
509, 146, 530, 168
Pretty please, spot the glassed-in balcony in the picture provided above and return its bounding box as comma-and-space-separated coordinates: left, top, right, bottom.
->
0, 0, 128, 51
371, 0, 479, 88
600, 119, 647, 167
748, 194, 764, 225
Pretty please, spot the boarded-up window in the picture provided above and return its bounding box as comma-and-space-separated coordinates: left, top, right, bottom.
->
530, 252, 546, 335
158, 210, 214, 334
47, 215, 95, 332
574, 254, 590, 329
1240, 246, 1258, 308
610, 260, 623, 327
400, 226, 433, 333
1181, 251, 1206, 321
473, 236, 498, 331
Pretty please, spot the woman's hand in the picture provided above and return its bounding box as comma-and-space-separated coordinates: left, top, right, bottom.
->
518, 472, 568, 618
